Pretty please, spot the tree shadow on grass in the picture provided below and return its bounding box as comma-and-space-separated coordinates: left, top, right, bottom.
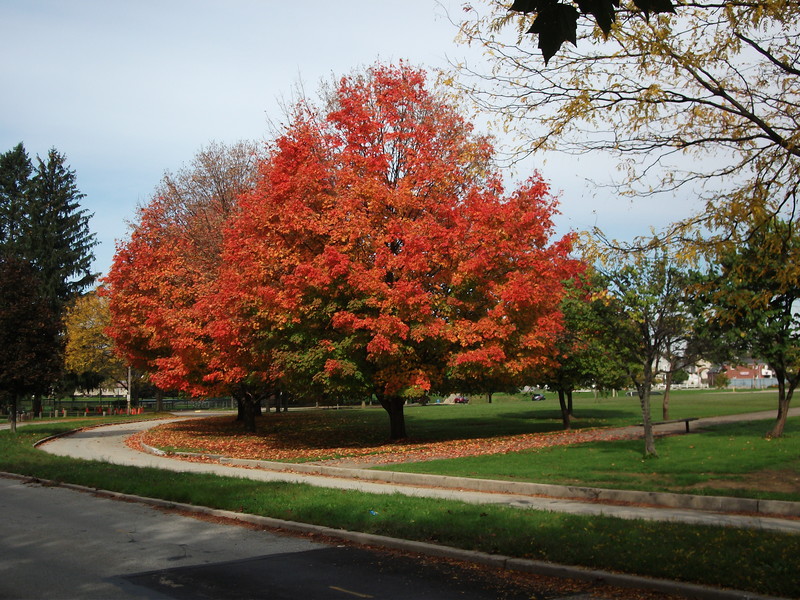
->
144, 406, 648, 461
496, 409, 633, 422
144, 412, 560, 458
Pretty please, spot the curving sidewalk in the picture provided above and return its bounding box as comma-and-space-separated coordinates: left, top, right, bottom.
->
37, 413, 800, 534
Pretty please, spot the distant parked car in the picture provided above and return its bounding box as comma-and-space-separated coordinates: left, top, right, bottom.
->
531, 393, 546, 401
453, 396, 469, 404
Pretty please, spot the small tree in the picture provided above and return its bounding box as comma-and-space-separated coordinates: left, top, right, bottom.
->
697, 217, 800, 437
539, 270, 626, 429
599, 249, 693, 456
712, 373, 729, 390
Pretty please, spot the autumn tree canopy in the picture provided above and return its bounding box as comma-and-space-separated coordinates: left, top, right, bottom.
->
456, 1, 800, 247
219, 63, 579, 440
64, 289, 126, 393
103, 141, 264, 427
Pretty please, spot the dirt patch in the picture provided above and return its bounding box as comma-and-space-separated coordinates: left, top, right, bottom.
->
686, 468, 800, 494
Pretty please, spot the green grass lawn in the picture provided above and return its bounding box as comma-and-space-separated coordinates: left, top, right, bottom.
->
302, 391, 799, 502
406, 388, 781, 439
1, 418, 799, 597
378, 417, 800, 502
142, 389, 798, 501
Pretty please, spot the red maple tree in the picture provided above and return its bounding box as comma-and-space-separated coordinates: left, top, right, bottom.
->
218, 64, 581, 439
103, 198, 218, 394
103, 142, 268, 429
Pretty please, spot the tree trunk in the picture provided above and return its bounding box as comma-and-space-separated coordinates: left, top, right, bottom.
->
378, 394, 407, 440
567, 390, 574, 416
557, 390, 571, 430
236, 397, 245, 421
662, 370, 673, 420
769, 395, 791, 438
767, 373, 796, 438
32, 394, 43, 417
241, 399, 257, 433
155, 388, 163, 413
237, 390, 261, 433
487, 392, 493, 404
9, 395, 18, 434
639, 387, 658, 457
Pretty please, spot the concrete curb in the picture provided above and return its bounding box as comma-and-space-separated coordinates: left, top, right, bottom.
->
147, 446, 800, 519
0, 471, 787, 600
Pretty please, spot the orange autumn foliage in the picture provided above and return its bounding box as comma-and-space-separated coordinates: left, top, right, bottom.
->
217, 63, 581, 439
104, 65, 581, 440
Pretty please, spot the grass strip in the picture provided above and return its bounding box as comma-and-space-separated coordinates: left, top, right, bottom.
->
1, 420, 798, 598
379, 418, 800, 502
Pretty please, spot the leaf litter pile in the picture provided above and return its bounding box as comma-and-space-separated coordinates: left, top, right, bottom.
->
133, 411, 638, 466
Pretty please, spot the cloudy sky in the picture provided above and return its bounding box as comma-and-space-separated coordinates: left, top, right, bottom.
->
1, 0, 691, 277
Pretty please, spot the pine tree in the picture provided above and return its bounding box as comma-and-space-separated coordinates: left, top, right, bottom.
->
27, 148, 97, 306
0, 143, 33, 249
1, 144, 97, 305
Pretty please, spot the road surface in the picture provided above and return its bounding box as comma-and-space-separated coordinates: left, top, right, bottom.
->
0, 476, 590, 600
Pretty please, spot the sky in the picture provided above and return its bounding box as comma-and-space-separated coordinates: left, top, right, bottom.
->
0, 0, 696, 277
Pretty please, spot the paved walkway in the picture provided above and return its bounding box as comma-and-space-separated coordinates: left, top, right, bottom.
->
36, 410, 800, 534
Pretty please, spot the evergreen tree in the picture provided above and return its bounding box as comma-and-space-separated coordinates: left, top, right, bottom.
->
0, 143, 33, 249
27, 148, 98, 306
0, 143, 97, 411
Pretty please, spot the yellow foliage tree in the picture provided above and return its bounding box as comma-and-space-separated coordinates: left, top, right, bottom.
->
64, 290, 125, 391
455, 1, 800, 245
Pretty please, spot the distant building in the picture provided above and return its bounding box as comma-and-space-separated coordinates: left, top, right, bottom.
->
722, 360, 777, 389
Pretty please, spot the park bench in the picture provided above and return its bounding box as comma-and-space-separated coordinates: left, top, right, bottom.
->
639, 417, 698, 432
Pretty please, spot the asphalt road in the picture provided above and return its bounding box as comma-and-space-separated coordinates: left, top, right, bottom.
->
0, 477, 591, 600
